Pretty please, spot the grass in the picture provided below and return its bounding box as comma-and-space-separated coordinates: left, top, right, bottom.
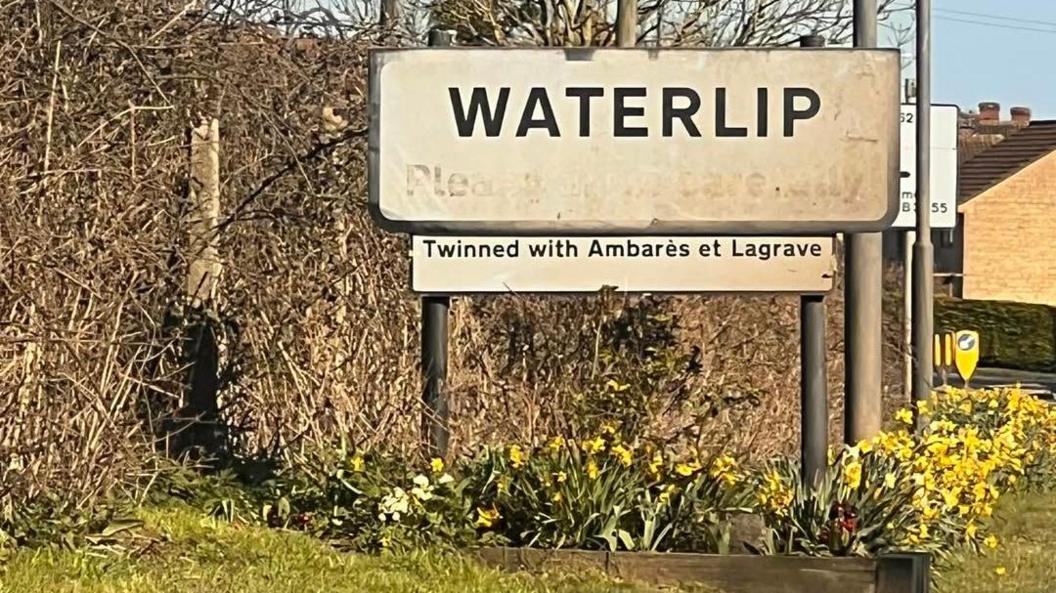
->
0, 505, 671, 593
18, 490, 1056, 593
941, 490, 1056, 593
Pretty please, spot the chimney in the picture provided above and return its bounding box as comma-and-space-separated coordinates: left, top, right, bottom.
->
1011, 106, 1032, 126
978, 101, 1001, 123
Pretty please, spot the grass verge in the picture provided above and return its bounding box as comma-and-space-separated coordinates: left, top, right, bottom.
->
941, 490, 1056, 593
0, 505, 669, 593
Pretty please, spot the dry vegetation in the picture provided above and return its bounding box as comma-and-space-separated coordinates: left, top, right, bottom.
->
1, 0, 906, 512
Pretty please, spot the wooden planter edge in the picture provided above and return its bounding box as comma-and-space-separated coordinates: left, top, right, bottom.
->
470, 547, 930, 593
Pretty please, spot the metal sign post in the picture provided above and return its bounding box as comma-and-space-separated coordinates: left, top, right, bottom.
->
846, 0, 884, 446
912, 0, 934, 432
421, 29, 453, 458
898, 102, 958, 402
797, 34, 828, 488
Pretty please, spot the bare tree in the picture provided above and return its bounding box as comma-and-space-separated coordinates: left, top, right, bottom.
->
420, 0, 908, 47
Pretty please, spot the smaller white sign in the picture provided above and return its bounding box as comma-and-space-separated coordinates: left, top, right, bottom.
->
895, 104, 959, 229
411, 236, 835, 294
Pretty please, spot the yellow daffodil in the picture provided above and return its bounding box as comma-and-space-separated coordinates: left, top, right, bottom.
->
658, 483, 677, 504
984, 534, 998, 549
583, 436, 606, 454
554, 471, 567, 483
351, 456, 365, 473
675, 462, 700, 477
895, 409, 913, 425
430, 458, 445, 474
547, 436, 565, 453
508, 445, 526, 468
475, 507, 501, 528
884, 472, 897, 489
842, 460, 863, 490
995, 566, 1006, 576
610, 444, 633, 467
648, 452, 664, 477
586, 461, 600, 480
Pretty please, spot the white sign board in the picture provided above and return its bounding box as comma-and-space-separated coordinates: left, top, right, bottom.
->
411, 236, 835, 294
895, 104, 958, 229
370, 48, 901, 235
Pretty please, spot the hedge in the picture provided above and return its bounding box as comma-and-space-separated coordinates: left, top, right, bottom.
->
935, 296, 1056, 372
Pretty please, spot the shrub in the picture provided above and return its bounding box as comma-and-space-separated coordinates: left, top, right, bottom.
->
935, 296, 1056, 372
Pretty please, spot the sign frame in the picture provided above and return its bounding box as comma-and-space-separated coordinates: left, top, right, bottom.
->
368, 47, 902, 237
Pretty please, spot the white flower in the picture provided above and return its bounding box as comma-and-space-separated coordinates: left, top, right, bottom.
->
438, 473, 454, 485
379, 487, 412, 518
411, 486, 434, 501
413, 474, 430, 488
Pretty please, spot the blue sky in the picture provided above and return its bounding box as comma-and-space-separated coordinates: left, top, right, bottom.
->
918, 0, 1056, 118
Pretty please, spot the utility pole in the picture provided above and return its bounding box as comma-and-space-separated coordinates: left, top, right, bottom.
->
798, 34, 828, 487
421, 28, 453, 458
912, 0, 934, 430
845, 0, 883, 444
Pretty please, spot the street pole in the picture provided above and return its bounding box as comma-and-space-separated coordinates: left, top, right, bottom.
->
801, 294, 828, 484
903, 229, 914, 402
846, 0, 883, 445
798, 34, 828, 487
616, 0, 637, 47
912, 0, 934, 431
421, 28, 453, 458
902, 79, 915, 405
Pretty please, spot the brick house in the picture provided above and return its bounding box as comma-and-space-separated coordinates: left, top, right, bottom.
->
932, 104, 1056, 305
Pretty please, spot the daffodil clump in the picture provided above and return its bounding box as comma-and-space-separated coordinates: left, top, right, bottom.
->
461, 425, 751, 552
755, 387, 1056, 563
242, 387, 1054, 562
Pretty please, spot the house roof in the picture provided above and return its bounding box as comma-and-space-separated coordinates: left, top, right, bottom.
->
959, 120, 1056, 203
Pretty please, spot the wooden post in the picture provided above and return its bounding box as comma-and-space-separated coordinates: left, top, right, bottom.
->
187, 118, 221, 306
181, 118, 223, 459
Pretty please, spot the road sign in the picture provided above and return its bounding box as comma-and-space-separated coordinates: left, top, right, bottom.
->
370, 48, 901, 235
954, 330, 980, 384
411, 236, 835, 294
934, 332, 954, 384
895, 104, 958, 229
934, 332, 953, 368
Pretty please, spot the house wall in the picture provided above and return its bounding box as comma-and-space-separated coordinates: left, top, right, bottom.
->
961, 150, 1056, 305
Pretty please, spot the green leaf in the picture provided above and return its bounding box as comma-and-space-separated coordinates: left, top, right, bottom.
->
99, 519, 143, 538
